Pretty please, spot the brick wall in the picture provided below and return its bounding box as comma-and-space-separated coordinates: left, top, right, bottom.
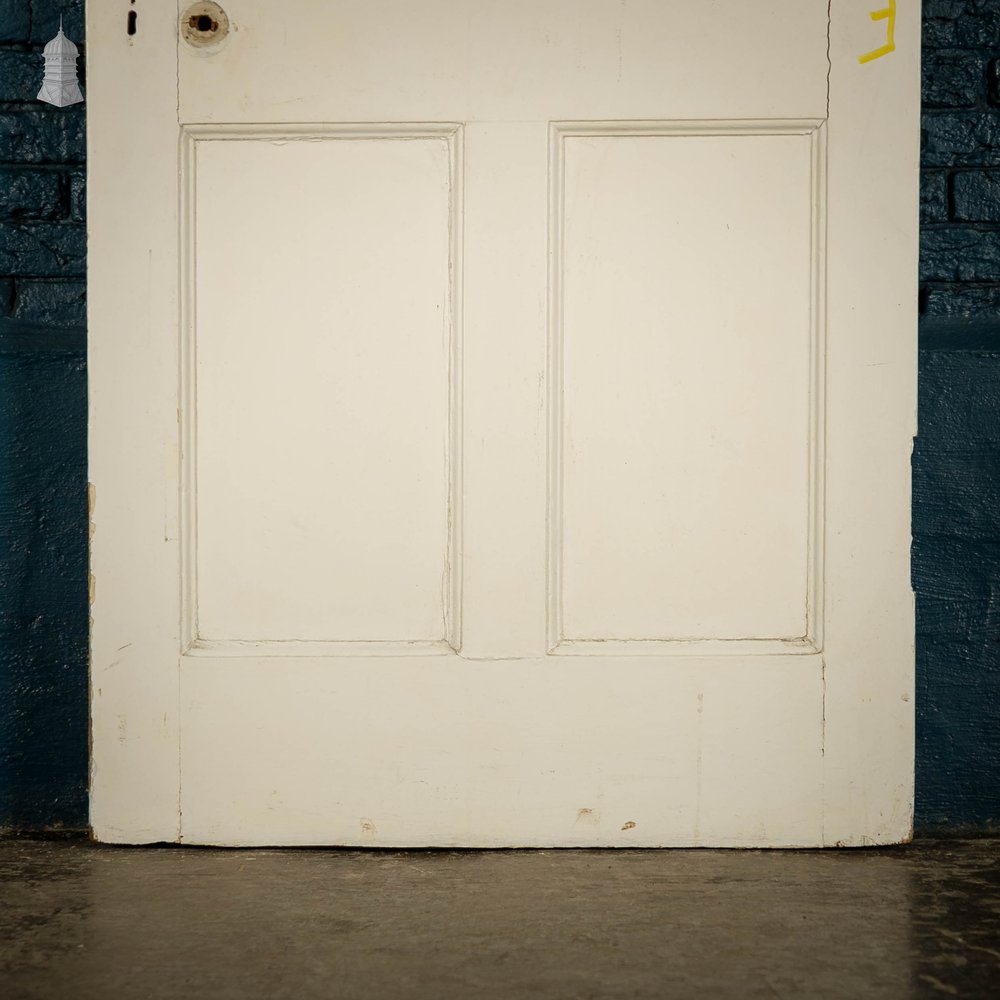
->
0, 0, 88, 830
922, 2, 1000, 315
0, 1, 86, 327
915, 1, 1000, 832
1, 1, 998, 833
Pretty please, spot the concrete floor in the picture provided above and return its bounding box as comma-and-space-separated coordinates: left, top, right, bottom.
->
0, 838, 998, 999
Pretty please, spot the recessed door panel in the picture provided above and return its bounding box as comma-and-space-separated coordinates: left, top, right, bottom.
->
188, 130, 459, 649
554, 125, 822, 651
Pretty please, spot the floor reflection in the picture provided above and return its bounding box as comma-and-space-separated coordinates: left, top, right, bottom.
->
1, 838, 997, 998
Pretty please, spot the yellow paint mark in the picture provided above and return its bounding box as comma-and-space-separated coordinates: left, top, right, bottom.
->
858, 0, 896, 64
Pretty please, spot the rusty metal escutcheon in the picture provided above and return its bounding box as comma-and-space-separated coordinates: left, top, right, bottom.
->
181, 2, 229, 48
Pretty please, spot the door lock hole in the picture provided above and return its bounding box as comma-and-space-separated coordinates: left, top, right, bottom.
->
181, 3, 229, 47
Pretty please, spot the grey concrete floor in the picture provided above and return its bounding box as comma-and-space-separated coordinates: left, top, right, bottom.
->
0, 838, 998, 999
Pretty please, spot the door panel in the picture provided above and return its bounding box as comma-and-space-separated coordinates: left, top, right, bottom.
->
555, 124, 820, 650
188, 128, 459, 650
88, 1, 918, 846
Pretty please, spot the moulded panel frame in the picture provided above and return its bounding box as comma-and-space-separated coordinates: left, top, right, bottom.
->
546, 119, 828, 658
178, 123, 465, 659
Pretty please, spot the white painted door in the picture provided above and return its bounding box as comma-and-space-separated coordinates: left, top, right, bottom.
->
88, 1, 918, 846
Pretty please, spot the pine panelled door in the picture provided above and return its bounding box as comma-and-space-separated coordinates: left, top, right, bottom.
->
88, 1, 918, 847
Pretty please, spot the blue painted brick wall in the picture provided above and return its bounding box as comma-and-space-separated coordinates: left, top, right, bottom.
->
0, 0, 88, 830
916, 0, 1000, 832
0, 2, 998, 832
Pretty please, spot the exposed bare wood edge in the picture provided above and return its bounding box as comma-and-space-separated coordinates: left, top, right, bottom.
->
546, 119, 826, 651
550, 639, 822, 657
178, 123, 464, 653
184, 639, 456, 658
